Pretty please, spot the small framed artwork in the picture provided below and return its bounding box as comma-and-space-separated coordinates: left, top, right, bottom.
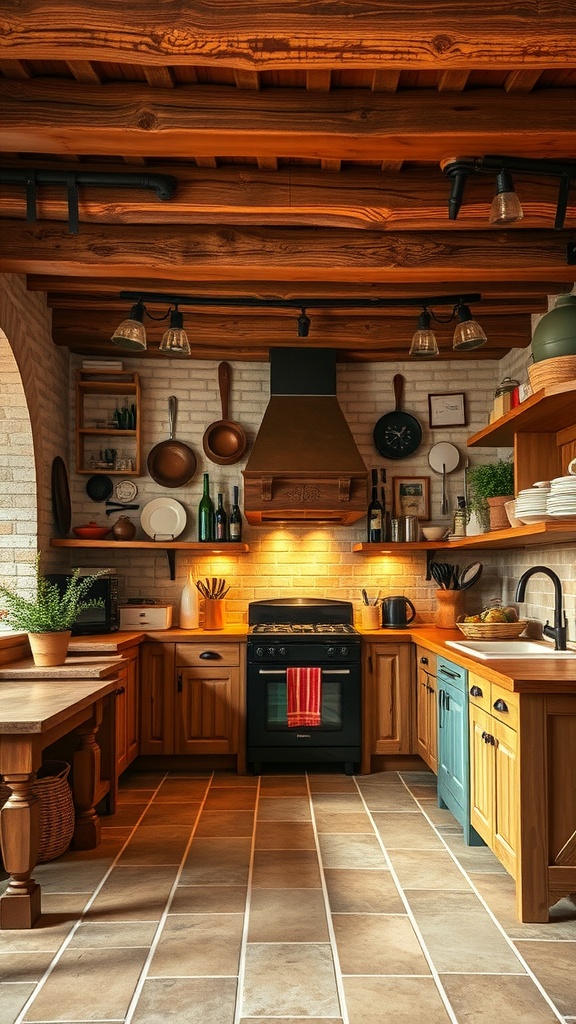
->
392, 476, 430, 520
428, 391, 467, 428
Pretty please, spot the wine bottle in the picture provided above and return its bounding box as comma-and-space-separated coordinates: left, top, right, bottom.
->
198, 472, 215, 541
229, 485, 242, 541
215, 492, 228, 541
367, 468, 383, 543
380, 468, 390, 542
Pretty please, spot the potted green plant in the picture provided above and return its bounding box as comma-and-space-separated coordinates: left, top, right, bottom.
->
0, 556, 105, 666
467, 458, 514, 532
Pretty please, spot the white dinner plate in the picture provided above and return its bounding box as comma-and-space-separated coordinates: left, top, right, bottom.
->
141, 497, 187, 540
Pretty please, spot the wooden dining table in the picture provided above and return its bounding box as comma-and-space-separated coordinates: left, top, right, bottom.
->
0, 655, 122, 929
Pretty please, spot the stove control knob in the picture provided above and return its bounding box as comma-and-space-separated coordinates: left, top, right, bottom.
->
339, 646, 349, 657
278, 647, 287, 658
267, 647, 276, 657
327, 646, 336, 657
255, 647, 265, 659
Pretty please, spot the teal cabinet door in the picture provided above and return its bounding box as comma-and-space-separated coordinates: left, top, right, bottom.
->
437, 657, 484, 847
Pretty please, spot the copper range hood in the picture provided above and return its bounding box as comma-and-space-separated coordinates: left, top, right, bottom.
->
243, 349, 368, 525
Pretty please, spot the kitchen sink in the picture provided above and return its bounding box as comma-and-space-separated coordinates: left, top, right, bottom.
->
445, 640, 576, 659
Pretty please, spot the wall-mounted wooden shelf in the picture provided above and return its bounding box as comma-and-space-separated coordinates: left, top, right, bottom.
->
467, 381, 576, 449
50, 539, 249, 580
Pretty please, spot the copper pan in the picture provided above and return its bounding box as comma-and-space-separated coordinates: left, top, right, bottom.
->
202, 362, 247, 465
147, 396, 197, 488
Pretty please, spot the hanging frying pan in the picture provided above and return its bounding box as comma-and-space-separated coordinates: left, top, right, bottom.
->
373, 374, 422, 459
51, 456, 71, 535
202, 362, 247, 465
458, 561, 483, 590
428, 442, 460, 515
147, 396, 197, 488
86, 474, 113, 502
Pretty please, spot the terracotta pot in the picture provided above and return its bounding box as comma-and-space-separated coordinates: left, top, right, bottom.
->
435, 590, 464, 630
28, 631, 71, 667
487, 495, 514, 531
203, 599, 226, 630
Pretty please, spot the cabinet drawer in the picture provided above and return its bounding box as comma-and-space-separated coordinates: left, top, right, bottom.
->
437, 656, 467, 692
176, 642, 240, 668
490, 683, 519, 731
468, 672, 491, 713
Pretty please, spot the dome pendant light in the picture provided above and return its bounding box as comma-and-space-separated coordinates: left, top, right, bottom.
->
111, 300, 147, 350
160, 306, 191, 356
409, 310, 439, 357
452, 303, 487, 351
489, 170, 524, 225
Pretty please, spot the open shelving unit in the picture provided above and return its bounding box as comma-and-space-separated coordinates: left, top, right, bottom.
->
76, 370, 141, 476
50, 539, 250, 580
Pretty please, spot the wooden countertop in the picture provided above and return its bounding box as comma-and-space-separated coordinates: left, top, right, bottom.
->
0, 673, 120, 734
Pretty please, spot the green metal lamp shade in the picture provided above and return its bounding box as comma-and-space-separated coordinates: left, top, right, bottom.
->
531, 293, 576, 363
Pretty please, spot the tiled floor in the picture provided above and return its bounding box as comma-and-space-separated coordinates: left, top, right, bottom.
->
1, 768, 576, 1024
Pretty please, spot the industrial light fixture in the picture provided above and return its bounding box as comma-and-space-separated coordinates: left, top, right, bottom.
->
111, 300, 147, 351
115, 290, 484, 356
443, 155, 576, 230
160, 306, 191, 356
409, 309, 439, 357
297, 308, 311, 337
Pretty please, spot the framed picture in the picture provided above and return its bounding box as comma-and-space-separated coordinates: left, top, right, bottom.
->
428, 391, 467, 428
392, 476, 430, 520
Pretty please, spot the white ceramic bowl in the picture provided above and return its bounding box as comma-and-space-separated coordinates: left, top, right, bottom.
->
504, 499, 523, 529
421, 526, 447, 542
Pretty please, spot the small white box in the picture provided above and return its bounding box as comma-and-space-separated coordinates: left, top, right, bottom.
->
119, 604, 173, 630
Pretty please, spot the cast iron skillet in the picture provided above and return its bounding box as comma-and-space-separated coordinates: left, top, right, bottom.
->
373, 374, 422, 459
147, 396, 197, 488
86, 474, 113, 502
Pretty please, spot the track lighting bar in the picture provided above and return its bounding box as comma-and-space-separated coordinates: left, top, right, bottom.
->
119, 291, 481, 310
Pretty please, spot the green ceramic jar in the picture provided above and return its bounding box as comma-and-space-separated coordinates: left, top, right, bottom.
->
531, 293, 576, 362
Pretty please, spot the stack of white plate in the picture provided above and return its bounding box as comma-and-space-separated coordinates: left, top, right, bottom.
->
514, 485, 551, 524
546, 476, 576, 519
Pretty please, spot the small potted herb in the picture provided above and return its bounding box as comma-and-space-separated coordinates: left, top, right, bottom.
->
0, 556, 105, 666
467, 458, 514, 532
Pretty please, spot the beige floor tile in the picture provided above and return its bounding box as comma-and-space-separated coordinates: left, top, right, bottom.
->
40, 892, 91, 916
0, 920, 75, 953
406, 890, 525, 973
240, 1019, 342, 1023
252, 849, 322, 888
211, 772, 258, 788
180, 838, 252, 885
357, 772, 403, 786
442, 832, 507, 873
202, 787, 257, 810
318, 833, 386, 869
195, 809, 255, 837
119, 772, 165, 790
86, 865, 178, 922
102, 801, 150, 827
248, 888, 329, 942
371, 811, 444, 850
254, 820, 316, 849
141, 801, 202, 826
22, 946, 149, 1021
116, 825, 191, 865
311, 793, 364, 813
259, 776, 309, 795
333, 913, 429, 975
31, 847, 119, 894
131, 977, 237, 1024
154, 778, 211, 801
0, 984, 36, 1024
169, 884, 247, 914
469, 873, 576, 940
324, 867, 404, 914
388, 849, 471, 890
314, 810, 373, 833
343, 975, 452, 1024
257, 797, 311, 821
440, 973, 563, 1024
399, 771, 437, 786
405, 784, 440, 799
68, 920, 158, 947
0, 950, 58, 982
360, 787, 422, 811
242, 943, 340, 1017
514, 940, 576, 1016
418, 801, 463, 828
149, 913, 243, 976
308, 775, 358, 792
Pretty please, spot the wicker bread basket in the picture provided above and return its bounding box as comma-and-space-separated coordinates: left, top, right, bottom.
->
528, 355, 576, 392
0, 760, 74, 863
456, 619, 528, 640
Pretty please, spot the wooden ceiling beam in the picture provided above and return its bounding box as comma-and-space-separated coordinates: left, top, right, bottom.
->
2, 222, 574, 283
4, 2, 576, 70
2, 82, 576, 161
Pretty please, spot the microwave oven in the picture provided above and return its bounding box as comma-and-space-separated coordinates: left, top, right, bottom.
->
46, 573, 120, 635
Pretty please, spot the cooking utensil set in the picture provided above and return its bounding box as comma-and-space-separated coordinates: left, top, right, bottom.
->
195, 577, 229, 600
361, 589, 381, 606
429, 561, 483, 591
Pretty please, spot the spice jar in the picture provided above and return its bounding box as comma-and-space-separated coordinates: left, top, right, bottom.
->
112, 516, 136, 541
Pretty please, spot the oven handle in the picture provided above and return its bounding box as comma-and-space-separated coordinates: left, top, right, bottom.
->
256, 668, 351, 676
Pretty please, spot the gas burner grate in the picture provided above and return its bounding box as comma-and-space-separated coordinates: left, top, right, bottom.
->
250, 622, 358, 635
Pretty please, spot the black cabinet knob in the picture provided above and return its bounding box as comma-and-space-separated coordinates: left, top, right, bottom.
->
493, 698, 509, 713
470, 685, 483, 698
420, 656, 428, 665
199, 650, 222, 660
115, 686, 125, 696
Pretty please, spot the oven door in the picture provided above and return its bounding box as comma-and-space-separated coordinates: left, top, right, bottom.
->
246, 658, 361, 766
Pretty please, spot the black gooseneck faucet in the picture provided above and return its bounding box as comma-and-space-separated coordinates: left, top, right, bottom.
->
515, 565, 568, 651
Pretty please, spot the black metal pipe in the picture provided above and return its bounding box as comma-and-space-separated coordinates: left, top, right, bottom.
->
119, 291, 481, 310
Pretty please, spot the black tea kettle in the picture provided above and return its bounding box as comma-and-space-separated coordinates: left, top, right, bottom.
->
381, 595, 416, 628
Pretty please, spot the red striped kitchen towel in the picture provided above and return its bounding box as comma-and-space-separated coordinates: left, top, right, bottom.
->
286, 667, 322, 727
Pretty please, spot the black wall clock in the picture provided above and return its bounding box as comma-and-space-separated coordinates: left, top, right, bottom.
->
373, 374, 423, 459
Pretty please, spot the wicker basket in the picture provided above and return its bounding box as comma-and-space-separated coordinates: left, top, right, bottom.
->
456, 619, 528, 640
0, 760, 74, 863
528, 355, 576, 392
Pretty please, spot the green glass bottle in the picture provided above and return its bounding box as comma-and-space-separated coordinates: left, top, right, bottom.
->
198, 472, 215, 541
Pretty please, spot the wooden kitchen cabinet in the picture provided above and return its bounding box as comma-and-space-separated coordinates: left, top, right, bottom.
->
415, 645, 437, 774
362, 641, 414, 772
468, 674, 519, 878
139, 641, 176, 754
114, 646, 140, 776
175, 642, 242, 758
75, 369, 141, 475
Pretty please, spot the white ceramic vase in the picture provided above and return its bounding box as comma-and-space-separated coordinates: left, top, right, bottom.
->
179, 572, 199, 629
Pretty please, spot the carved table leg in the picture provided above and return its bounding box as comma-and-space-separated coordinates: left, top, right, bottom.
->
0, 773, 41, 929
72, 703, 103, 850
